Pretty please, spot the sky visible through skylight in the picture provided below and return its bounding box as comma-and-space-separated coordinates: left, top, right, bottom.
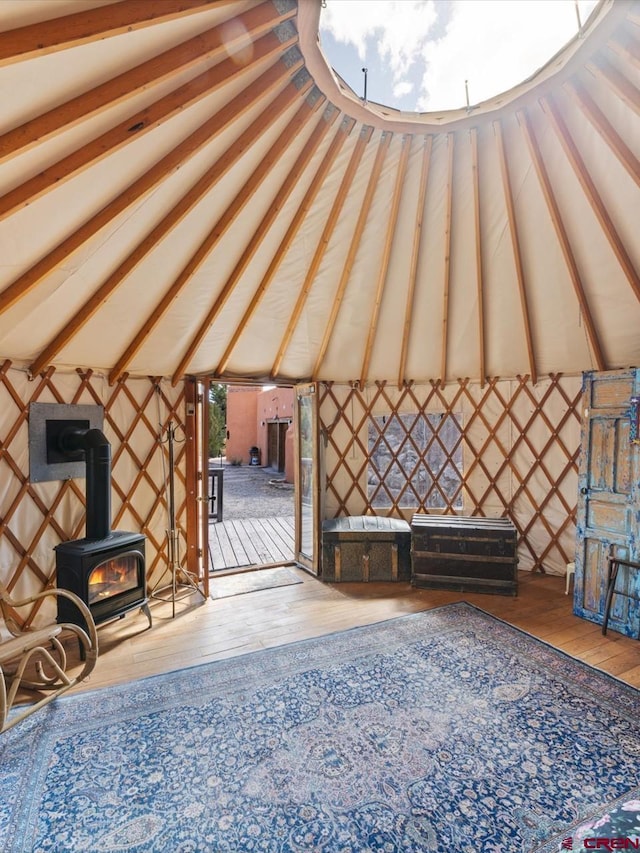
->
319, 0, 599, 113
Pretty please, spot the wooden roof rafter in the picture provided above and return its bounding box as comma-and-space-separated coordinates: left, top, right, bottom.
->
469, 127, 486, 387
311, 130, 393, 381
494, 118, 538, 385
0, 28, 297, 223
397, 135, 432, 388
587, 55, 640, 115
0, 0, 295, 162
359, 133, 412, 388
6, 52, 297, 328
0, 0, 636, 389
564, 78, 640, 186
28, 62, 304, 380
543, 92, 640, 303
214, 110, 353, 377
606, 25, 640, 71
270, 124, 374, 379
173, 100, 338, 378
0, 0, 239, 66
517, 107, 606, 371
168, 82, 322, 385
440, 131, 455, 385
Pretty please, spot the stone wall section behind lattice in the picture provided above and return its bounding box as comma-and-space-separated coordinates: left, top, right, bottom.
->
319, 375, 582, 575
0, 362, 185, 623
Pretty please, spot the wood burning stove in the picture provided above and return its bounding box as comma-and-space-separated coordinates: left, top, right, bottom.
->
56, 532, 148, 627
54, 427, 151, 629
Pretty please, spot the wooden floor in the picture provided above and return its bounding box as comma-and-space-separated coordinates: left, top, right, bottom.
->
209, 517, 294, 570
72, 569, 640, 696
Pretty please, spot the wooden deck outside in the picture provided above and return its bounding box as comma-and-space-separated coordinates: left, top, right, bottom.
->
209, 516, 295, 571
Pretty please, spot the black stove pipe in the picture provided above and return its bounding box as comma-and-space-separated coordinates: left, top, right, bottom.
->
59, 427, 112, 541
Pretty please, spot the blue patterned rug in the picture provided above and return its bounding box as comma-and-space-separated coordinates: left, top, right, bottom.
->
2, 602, 639, 853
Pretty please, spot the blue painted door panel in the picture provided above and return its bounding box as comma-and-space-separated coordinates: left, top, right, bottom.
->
574, 369, 640, 638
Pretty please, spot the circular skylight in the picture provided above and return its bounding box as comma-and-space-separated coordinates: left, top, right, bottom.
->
319, 0, 599, 113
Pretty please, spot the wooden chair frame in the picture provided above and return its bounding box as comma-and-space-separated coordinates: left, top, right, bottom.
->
0, 582, 98, 734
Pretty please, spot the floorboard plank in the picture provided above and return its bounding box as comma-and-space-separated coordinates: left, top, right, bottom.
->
208, 518, 293, 570
222, 521, 252, 567
250, 519, 284, 563
53, 570, 639, 698
258, 518, 293, 558
211, 522, 238, 568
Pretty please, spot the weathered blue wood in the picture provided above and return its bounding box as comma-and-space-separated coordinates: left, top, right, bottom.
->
574, 369, 640, 638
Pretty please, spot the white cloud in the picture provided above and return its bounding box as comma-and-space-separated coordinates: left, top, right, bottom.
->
393, 80, 414, 99
320, 0, 599, 112
321, 0, 438, 81
417, 0, 599, 111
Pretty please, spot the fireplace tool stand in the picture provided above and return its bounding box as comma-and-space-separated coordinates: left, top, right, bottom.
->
151, 420, 205, 617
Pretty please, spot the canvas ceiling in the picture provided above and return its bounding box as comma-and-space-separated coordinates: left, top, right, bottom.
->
0, 0, 639, 387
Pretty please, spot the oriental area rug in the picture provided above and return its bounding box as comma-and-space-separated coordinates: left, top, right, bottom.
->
1, 603, 639, 853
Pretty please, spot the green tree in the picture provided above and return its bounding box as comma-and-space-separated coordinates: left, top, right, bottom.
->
208, 384, 227, 459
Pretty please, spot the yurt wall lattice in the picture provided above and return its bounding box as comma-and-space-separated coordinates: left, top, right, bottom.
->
319, 375, 582, 575
0, 362, 186, 623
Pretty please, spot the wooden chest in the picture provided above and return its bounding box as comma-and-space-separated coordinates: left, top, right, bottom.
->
411, 514, 518, 596
321, 516, 411, 582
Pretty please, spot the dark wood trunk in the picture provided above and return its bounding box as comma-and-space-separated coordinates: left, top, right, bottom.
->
411, 515, 518, 596
321, 516, 411, 582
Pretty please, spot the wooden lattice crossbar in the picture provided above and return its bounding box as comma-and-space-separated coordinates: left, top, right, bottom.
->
0, 362, 186, 625
319, 375, 582, 574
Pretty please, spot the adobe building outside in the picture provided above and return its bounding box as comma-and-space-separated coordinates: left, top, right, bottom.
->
224, 386, 295, 482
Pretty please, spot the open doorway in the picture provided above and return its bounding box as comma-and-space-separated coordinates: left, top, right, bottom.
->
207, 383, 295, 572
